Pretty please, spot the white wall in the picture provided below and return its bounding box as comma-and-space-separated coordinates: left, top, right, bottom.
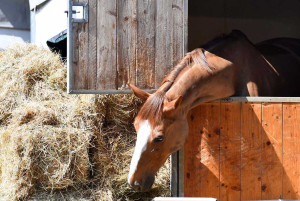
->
32, 0, 67, 47
0, 0, 30, 50
0, 28, 30, 50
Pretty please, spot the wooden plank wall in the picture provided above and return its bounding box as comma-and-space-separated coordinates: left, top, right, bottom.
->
184, 102, 300, 200
72, 0, 185, 92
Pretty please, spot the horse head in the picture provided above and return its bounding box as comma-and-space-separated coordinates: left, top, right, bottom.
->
127, 83, 189, 192
127, 47, 237, 192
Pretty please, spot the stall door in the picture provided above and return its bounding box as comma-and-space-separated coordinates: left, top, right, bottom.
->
67, 0, 187, 93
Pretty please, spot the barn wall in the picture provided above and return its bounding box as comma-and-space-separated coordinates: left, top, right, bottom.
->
70, 0, 187, 93
0, 28, 30, 50
189, 0, 300, 50
184, 101, 300, 200
31, 0, 67, 47
0, 0, 30, 50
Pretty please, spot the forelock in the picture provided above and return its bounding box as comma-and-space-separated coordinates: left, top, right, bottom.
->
137, 91, 165, 123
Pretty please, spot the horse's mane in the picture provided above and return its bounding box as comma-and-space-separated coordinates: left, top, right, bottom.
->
137, 48, 214, 122
137, 30, 249, 122
162, 48, 215, 89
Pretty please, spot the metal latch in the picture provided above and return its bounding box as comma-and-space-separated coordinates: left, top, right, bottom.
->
68, 2, 88, 23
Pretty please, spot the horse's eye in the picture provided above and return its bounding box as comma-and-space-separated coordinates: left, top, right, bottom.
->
154, 136, 164, 143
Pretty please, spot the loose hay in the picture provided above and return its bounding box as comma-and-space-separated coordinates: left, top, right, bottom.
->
0, 43, 170, 200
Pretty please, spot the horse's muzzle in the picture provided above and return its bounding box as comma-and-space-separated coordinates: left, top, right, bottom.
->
129, 175, 155, 192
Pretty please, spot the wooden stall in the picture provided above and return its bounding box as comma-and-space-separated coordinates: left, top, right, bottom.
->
67, 0, 188, 93
67, 0, 300, 199
182, 97, 300, 201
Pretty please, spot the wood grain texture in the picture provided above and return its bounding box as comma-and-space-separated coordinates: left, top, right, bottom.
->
72, 0, 79, 91
184, 106, 203, 197
72, 0, 79, 64
220, 102, 241, 201
117, 0, 137, 89
77, 22, 88, 89
261, 103, 283, 199
241, 103, 262, 200
75, 0, 89, 89
87, 0, 97, 89
184, 102, 300, 200
171, 151, 179, 197
199, 103, 221, 199
283, 103, 300, 200
184, 103, 221, 198
71, 0, 186, 92
96, 0, 117, 90
172, 0, 184, 67
136, 0, 156, 89
155, 0, 173, 88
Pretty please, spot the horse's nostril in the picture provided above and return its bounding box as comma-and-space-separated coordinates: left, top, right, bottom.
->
131, 181, 142, 191
134, 181, 141, 187
144, 175, 155, 190
129, 176, 154, 192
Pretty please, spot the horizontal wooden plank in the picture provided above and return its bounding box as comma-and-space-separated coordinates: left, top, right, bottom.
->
218, 97, 300, 103
152, 198, 218, 201
69, 88, 300, 103
68, 89, 157, 94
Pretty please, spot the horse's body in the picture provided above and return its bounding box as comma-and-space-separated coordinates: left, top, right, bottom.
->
127, 30, 300, 191
256, 37, 300, 96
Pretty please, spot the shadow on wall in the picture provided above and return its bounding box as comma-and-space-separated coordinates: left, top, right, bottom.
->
184, 102, 300, 200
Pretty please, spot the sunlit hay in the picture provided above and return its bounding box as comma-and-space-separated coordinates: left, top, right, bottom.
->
0, 43, 170, 200
0, 128, 35, 200
46, 67, 67, 91
10, 102, 59, 126
0, 124, 92, 200
0, 43, 64, 126
0, 43, 63, 95
95, 94, 143, 135
32, 126, 92, 190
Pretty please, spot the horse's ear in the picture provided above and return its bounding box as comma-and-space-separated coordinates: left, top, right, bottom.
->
128, 83, 150, 102
163, 96, 183, 114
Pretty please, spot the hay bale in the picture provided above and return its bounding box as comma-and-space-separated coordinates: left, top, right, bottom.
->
0, 43, 170, 201
0, 125, 92, 200
0, 43, 65, 127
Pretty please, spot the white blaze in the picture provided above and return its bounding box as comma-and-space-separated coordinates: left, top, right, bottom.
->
128, 120, 152, 184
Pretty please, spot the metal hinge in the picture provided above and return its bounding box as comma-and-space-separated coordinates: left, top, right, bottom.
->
66, 2, 88, 23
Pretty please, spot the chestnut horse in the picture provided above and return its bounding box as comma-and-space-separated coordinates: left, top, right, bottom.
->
127, 30, 300, 191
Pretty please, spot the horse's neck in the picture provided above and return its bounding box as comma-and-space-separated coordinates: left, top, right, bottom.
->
165, 50, 236, 111
225, 40, 279, 96
165, 38, 279, 112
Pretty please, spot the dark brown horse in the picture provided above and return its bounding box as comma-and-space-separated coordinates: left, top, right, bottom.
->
127, 30, 300, 191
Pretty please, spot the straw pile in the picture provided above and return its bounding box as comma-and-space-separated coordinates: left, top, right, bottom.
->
0, 43, 170, 200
